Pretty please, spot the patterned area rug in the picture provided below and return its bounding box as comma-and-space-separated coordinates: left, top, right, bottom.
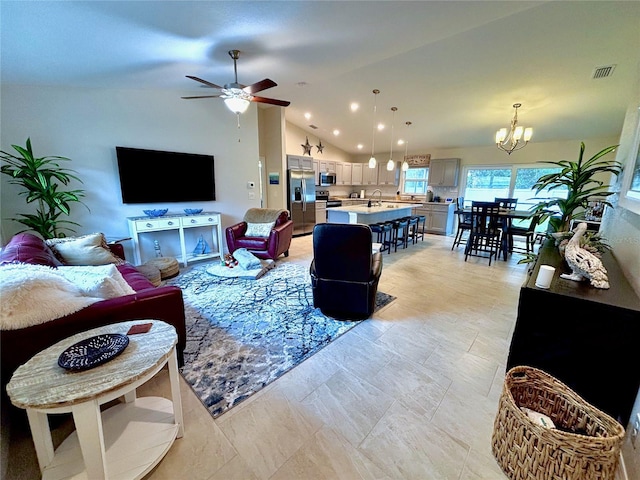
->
166, 262, 395, 418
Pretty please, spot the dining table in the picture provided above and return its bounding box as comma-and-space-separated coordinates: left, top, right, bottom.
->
456, 207, 533, 261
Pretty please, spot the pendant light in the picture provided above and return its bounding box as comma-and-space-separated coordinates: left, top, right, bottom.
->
387, 107, 397, 171
402, 121, 412, 171
369, 89, 380, 169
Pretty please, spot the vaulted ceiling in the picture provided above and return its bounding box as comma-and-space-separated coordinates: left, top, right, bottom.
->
2, 1, 638, 154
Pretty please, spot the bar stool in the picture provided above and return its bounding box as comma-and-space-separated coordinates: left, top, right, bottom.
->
407, 216, 420, 244
392, 218, 409, 252
370, 222, 392, 254
414, 215, 426, 242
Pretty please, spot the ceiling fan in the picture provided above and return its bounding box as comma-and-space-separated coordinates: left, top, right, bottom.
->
182, 49, 290, 114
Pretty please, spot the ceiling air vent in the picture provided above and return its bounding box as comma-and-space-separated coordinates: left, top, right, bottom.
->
592, 65, 616, 79
308, 124, 318, 129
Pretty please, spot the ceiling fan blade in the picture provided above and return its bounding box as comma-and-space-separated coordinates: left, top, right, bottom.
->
186, 75, 222, 89
252, 96, 291, 107
243, 78, 277, 95
181, 95, 222, 99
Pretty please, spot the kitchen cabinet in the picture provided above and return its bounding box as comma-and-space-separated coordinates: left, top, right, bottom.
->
412, 202, 455, 235
378, 161, 399, 186
428, 158, 459, 187
361, 163, 378, 186
319, 160, 336, 173
336, 162, 352, 185
287, 155, 314, 171
351, 163, 363, 185
312, 160, 320, 186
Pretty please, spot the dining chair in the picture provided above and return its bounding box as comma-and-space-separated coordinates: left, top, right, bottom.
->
505, 214, 541, 255
495, 198, 518, 210
465, 201, 501, 265
451, 197, 472, 250
494, 198, 518, 254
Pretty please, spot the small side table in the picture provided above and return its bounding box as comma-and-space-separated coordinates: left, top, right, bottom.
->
6, 320, 184, 480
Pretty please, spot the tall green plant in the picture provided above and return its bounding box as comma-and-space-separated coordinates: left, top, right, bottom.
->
531, 142, 622, 232
1, 138, 86, 239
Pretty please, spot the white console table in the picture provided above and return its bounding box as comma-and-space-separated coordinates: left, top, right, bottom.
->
127, 212, 223, 267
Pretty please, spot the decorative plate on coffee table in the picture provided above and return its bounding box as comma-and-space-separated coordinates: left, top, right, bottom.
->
58, 334, 129, 371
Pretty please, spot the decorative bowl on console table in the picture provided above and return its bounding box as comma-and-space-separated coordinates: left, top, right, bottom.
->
143, 209, 168, 217
184, 208, 203, 215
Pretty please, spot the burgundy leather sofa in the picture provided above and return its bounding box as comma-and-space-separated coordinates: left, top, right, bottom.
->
225, 208, 293, 260
0, 233, 186, 386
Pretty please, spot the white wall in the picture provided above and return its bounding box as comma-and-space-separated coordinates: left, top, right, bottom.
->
604, 93, 640, 480
258, 107, 287, 210
285, 121, 355, 163
1, 84, 263, 258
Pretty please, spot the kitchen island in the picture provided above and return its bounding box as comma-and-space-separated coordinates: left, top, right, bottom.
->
327, 202, 423, 225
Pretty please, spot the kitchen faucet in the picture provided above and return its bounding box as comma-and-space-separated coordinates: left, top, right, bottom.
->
371, 189, 383, 206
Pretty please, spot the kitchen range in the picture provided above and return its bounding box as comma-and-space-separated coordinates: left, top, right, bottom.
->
315, 190, 344, 224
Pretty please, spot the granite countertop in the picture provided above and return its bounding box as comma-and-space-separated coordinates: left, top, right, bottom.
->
329, 202, 424, 214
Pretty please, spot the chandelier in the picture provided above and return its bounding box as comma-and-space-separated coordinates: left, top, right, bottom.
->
495, 103, 532, 155
369, 89, 380, 169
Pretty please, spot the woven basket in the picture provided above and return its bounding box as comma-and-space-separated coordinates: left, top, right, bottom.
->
145, 257, 180, 279
492, 366, 624, 480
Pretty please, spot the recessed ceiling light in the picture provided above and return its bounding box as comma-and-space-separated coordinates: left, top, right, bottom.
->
350, 103, 359, 112
333, 129, 340, 136
357, 144, 364, 150
377, 123, 385, 131
397, 139, 405, 146
304, 112, 311, 120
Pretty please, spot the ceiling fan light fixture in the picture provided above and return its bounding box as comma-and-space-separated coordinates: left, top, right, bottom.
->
224, 96, 250, 114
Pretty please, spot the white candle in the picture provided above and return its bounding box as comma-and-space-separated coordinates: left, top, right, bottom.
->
535, 265, 555, 289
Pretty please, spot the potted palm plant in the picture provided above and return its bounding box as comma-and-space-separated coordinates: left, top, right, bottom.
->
531, 142, 622, 232
1, 138, 86, 239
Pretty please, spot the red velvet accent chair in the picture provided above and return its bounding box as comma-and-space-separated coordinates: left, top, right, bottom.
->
225, 208, 293, 260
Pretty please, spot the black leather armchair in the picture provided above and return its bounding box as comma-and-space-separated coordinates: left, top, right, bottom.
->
310, 223, 383, 320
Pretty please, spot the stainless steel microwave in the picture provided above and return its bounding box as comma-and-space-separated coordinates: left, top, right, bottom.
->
319, 172, 336, 186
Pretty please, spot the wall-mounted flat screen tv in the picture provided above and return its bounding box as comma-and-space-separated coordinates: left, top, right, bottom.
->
116, 146, 215, 204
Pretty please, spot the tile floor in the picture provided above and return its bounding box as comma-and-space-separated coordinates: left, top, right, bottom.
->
4, 233, 534, 479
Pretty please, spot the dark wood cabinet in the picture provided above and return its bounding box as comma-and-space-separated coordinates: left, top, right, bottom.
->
507, 241, 640, 425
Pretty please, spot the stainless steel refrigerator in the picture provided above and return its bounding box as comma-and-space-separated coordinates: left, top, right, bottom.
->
288, 169, 316, 236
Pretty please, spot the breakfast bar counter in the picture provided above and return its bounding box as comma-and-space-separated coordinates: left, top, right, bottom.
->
327, 203, 423, 225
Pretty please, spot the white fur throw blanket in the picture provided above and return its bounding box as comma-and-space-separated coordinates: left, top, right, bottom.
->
0, 263, 136, 330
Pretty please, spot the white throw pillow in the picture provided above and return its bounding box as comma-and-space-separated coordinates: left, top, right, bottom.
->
245, 222, 275, 238
46, 233, 122, 266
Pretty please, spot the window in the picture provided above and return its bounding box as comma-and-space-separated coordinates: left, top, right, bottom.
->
402, 167, 429, 195
463, 167, 512, 205
513, 166, 567, 210
462, 164, 568, 230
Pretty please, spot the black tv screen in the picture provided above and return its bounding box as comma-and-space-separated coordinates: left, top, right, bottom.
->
116, 146, 216, 203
